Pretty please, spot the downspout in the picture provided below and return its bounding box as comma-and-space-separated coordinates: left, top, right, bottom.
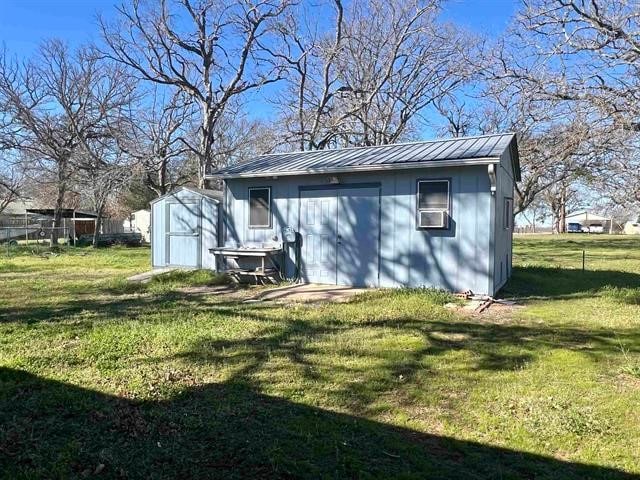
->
488, 164, 497, 196
487, 164, 497, 295
218, 180, 228, 272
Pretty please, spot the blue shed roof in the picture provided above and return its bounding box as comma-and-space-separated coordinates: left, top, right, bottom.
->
212, 133, 520, 180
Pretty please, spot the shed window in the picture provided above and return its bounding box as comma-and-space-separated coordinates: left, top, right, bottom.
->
249, 187, 271, 228
417, 180, 449, 229
504, 198, 513, 230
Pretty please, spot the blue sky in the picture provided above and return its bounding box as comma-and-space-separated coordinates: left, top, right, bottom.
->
0, 0, 517, 55
0, 0, 518, 132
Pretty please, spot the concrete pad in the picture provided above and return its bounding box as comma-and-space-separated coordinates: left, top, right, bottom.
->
249, 283, 369, 303
126, 267, 193, 283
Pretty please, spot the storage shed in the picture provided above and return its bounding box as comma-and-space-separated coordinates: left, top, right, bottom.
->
210, 133, 520, 295
150, 187, 220, 269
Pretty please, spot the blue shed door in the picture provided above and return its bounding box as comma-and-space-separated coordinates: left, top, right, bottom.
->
300, 189, 338, 284
337, 187, 380, 287
166, 201, 201, 267
299, 187, 380, 287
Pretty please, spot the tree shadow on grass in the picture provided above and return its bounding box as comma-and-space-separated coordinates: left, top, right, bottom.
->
170, 308, 640, 418
502, 266, 640, 300
0, 289, 259, 324
1, 367, 637, 480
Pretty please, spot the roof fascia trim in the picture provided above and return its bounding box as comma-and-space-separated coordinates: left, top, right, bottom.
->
208, 157, 500, 179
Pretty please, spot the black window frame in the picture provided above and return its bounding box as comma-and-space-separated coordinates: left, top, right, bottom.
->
416, 179, 451, 230
248, 186, 272, 229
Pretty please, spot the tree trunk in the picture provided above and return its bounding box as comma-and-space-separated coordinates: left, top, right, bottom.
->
92, 205, 105, 248
51, 184, 66, 245
158, 157, 168, 196
557, 188, 567, 234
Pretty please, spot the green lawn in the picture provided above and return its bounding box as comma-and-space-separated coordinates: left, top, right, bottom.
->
1, 237, 639, 479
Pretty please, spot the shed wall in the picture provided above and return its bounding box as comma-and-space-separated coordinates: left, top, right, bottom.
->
151, 200, 165, 268
492, 150, 516, 293
223, 165, 495, 294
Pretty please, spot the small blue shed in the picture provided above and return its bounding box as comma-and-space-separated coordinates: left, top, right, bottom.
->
209, 133, 520, 295
150, 187, 220, 269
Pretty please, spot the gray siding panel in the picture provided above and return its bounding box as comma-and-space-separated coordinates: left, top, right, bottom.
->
224, 164, 497, 294
492, 149, 516, 293
200, 197, 218, 269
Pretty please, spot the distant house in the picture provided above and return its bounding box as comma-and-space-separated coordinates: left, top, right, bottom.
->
624, 219, 640, 235
206, 133, 520, 295
0, 198, 36, 226
124, 209, 151, 243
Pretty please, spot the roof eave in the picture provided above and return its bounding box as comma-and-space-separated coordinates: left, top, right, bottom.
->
149, 186, 220, 205
508, 134, 522, 182
208, 157, 501, 179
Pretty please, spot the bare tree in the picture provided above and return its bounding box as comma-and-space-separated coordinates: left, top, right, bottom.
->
543, 178, 582, 233
583, 131, 640, 211
207, 106, 268, 169
0, 41, 134, 243
0, 154, 23, 215
75, 143, 132, 246
475, 0, 640, 221
101, 0, 293, 187
270, 0, 471, 150
119, 88, 195, 197
514, 0, 640, 133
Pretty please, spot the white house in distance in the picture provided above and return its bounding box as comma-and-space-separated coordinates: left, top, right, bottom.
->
624, 218, 640, 235
124, 209, 151, 243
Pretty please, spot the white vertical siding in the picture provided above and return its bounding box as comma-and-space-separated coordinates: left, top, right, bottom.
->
151, 200, 165, 268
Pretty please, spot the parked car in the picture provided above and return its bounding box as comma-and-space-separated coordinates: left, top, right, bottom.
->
567, 222, 582, 233
588, 223, 604, 234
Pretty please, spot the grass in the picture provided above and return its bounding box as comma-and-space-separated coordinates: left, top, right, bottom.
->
1, 237, 640, 479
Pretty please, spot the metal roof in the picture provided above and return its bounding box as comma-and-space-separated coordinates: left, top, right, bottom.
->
149, 186, 222, 205
212, 133, 520, 180
565, 211, 611, 222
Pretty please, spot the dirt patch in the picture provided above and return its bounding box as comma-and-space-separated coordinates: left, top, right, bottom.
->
246, 283, 368, 304
127, 267, 187, 283
612, 373, 640, 392
175, 285, 238, 295
446, 298, 524, 321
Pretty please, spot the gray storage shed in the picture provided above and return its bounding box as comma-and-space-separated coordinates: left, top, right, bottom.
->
150, 187, 220, 269
210, 133, 520, 295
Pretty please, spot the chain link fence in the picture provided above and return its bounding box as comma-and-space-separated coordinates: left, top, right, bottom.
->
1, 227, 74, 256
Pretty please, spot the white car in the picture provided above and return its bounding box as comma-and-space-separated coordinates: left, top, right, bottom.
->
587, 223, 604, 234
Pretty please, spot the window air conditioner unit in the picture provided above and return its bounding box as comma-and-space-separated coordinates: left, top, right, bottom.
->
419, 210, 447, 228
